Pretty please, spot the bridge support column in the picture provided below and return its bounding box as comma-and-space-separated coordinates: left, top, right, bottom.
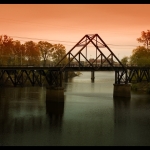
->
91, 71, 95, 82
113, 84, 131, 98
46, 87, 64, 102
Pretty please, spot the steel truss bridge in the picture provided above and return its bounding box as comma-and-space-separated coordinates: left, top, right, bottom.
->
0, 34, 150, 87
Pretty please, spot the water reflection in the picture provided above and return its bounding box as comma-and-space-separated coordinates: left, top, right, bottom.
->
1, 72, 150, 146
113, 97, 130, 123
113, 97, 131, 145
46, 100, 64, 128
113, 96, 150, 146
0, 87, 64, 135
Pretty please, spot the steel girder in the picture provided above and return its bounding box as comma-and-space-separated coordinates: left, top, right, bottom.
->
0, 67, 149, 87
55, 34, 128, 84
0, 69, 62, 87
127, 68, 150, 83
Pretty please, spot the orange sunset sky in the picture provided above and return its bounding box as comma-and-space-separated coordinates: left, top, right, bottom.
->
0, 4, 150, 60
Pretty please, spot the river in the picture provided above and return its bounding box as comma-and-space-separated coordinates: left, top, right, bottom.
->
0, 71, 150, 146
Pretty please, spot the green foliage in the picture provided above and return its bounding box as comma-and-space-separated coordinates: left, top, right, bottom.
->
129, 30, 150, 67
121, 56, 129, 66
130, 46, 150, 66
131, 83, 138, 91
131, 82, 150, 94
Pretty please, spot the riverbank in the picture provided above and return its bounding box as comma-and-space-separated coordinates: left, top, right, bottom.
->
131, 82, 150, 94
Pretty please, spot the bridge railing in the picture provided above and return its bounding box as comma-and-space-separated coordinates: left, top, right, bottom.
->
0, 64, 148, 68
0, 64, 121, 68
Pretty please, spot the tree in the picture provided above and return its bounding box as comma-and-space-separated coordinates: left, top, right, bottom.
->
137, 30, 150, 49
24, 41, 40, 65
37, 41, 54, 66
11, 40, 26, 65
52, 44, 67, 65
121, 56, 129, 66
130, 46, 150, 66
0, 35, 13, 65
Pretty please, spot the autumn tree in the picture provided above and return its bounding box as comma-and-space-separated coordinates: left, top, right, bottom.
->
37, 41, 54, 66
0, 35, 13, 65
52, 44, 67, 65
11, 40, 26, 65
137, 30, 150, 49
129, 30, 150, 66
24, 41, 40, 65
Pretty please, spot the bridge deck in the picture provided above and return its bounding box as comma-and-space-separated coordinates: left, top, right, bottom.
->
0, 66, 150, 71
0, 66, 150, 87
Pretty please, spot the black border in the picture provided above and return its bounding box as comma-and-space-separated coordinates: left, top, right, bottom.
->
1, 1, 150, 4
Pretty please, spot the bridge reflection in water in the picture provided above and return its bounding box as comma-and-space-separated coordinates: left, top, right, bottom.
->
46, 100, 64, 128
113, 96, 150, 146
0, 91, 64, 136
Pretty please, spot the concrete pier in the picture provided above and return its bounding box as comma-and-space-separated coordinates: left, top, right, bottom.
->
113, 84, 131, 98
46, 87, 64, 102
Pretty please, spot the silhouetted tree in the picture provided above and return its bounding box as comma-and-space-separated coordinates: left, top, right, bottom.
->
24, 41, 40, 65
52, 44, 67, 65
37, 41, 54, 66
137, 30, 150, 49
0, 35, 13, 65
11, 40, 26, 65
130, 46, 150, 66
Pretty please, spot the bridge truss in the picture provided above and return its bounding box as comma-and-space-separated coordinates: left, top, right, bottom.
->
127, 67, 150, 83
0, 67, 63, 87
55, 34, 128, 84
1, 34, 150, 87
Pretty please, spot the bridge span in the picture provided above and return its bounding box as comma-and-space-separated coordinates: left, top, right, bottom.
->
0, 65, 150, 99
0, 34, 150, 99
1, 65, 150, 86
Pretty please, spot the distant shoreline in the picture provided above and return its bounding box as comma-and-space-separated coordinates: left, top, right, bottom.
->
131, 82, 150, 94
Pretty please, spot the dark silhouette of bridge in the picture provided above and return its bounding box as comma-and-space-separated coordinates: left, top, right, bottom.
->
0, 34, 150, 87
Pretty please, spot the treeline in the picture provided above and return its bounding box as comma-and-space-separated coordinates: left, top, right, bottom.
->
121, 30, 150, 66
1, 30, 149, 67
0, 35, 67, 66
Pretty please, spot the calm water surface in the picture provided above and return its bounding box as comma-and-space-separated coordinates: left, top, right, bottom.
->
0, 71, 150, 146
